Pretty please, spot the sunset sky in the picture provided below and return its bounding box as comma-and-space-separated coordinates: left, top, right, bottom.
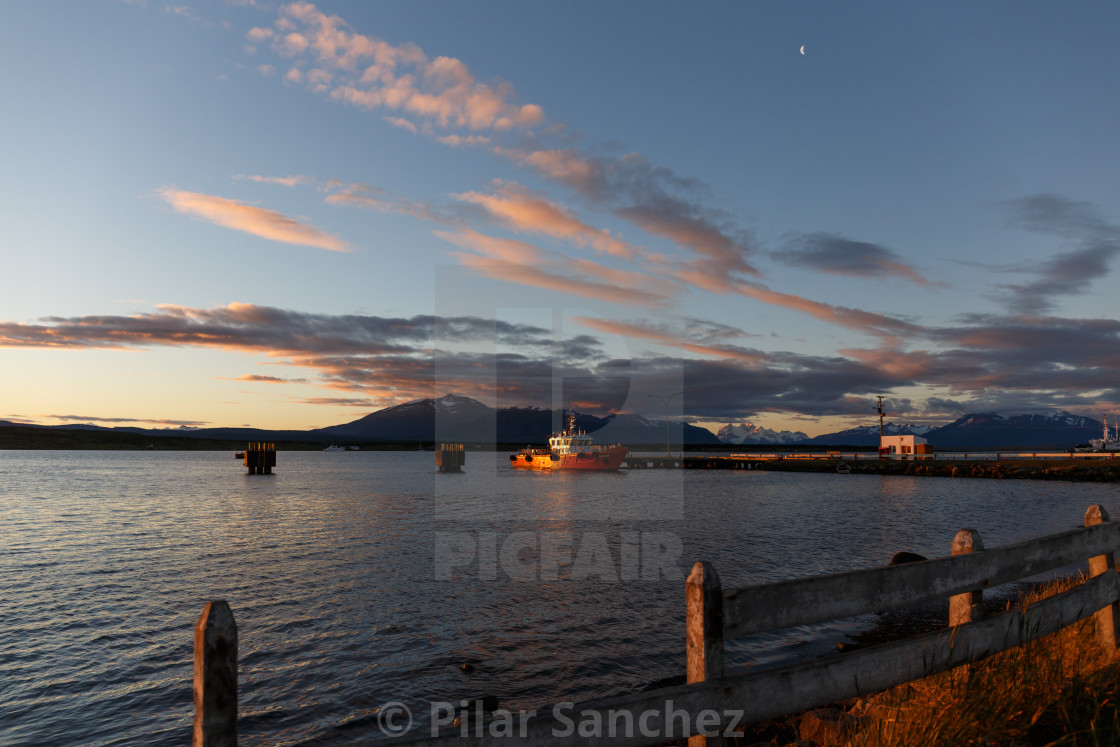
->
2, 1, 1118, 436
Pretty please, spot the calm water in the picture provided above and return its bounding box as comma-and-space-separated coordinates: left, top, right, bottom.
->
2, 450, 1118, 745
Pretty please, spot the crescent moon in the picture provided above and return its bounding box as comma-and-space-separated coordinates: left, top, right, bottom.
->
800, 45, 805, 55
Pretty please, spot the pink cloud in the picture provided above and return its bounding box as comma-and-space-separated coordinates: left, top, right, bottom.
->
235, 174, 314, 187
385, 116, 420, 133
251, 2, 544, 134
434, 228, 673, 307
574, 316, 768, 363
494, 147, 600, 193
246, 27, 273, 43
158, 187, 349, 251
735, 281, 922, 342
436, 134, 490, 147
454, 184, 641, 259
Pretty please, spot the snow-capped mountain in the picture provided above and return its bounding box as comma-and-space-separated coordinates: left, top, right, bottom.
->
926, 411, 1101, 449
716, 423, 810, 445
803, 411, 1102, 449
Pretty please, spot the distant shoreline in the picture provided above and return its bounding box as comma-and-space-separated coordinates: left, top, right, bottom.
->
751, 456, 1120, 482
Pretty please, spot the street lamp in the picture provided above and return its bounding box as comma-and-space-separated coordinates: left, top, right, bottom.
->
648, 392, 684, 457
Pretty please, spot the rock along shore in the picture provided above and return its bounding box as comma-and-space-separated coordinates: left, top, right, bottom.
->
749, 457, 1120, 482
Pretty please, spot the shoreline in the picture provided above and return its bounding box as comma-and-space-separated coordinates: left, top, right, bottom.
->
746, 457, 1120, 482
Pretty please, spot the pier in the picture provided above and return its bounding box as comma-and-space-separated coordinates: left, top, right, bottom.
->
244, 442, 275, 474
622, 456, 685, 469
617, 451, 1120, 481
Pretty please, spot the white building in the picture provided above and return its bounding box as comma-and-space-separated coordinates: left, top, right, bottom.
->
879, 434, 933, 458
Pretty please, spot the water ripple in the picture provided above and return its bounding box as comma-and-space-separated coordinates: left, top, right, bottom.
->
1, 450, 1115, 745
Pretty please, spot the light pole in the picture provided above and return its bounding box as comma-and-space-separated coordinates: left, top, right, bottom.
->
648, 392, 684, 457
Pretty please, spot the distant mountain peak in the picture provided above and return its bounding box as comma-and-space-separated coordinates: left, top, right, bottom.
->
717, 422, 810, 445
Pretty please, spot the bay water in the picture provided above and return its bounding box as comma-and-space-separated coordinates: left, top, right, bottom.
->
2, 450, 1117, 745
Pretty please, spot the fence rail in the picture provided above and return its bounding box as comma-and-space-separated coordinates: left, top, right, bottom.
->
192, 505, 1120, 746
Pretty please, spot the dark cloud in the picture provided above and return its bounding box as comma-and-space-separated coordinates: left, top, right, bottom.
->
226, 374, 309, 383
678, 317, 758, 343
499, 146, 760, 286
777, 233, 931, 285
5, 301, 1120, 423
293, 397, 374, 407
1004, 194, 1112, 238
41, 414, 209, 427
997, 242, 1120, 314
996, 194, 1120, 313
0, 304, 551, 355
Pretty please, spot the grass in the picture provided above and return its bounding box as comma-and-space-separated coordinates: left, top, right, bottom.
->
839, 575, 1120, 747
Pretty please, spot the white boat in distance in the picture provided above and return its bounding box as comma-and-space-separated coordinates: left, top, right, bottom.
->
323, 444, 346, 452
1076, 415, 1120, 453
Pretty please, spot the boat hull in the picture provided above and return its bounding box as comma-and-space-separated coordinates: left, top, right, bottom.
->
509, 445, 628, 471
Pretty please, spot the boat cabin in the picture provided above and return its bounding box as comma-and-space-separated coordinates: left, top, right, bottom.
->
549, 432, 594, 455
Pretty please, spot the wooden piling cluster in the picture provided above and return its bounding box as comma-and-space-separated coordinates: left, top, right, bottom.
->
244, 442, 275, 474
435, 443, 465, 473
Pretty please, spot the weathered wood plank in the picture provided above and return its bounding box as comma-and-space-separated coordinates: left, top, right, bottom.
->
1085, 505, 1120, 651
724, 521, 1120, 636
949, 528, 984, 626
406, 570, 1120, 747
685, 561, 724, 747
194, 600, 237, 747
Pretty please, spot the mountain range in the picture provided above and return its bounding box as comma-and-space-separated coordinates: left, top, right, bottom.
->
316, 394, 721, 445
2, 396, 1109, 450
721, 411, 1103, 450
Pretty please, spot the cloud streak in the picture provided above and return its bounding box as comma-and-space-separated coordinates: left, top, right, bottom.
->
225, 374, 309, 383
159, 187, 349, 251
40, 414, 209, 427
454, 182, 642, 260
234, 174, 315, 187
435, 228, 675, 307
777, 233, 932, 285
1, 300, 1119, 421
995, 194, 1120, 313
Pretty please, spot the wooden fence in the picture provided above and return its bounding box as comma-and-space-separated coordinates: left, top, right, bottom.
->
192, 504, 1120, 746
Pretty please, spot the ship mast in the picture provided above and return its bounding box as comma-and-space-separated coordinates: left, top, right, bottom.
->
877, 395, 885, 438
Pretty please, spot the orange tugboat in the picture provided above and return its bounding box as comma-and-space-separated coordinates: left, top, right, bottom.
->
510, 411, 628, 471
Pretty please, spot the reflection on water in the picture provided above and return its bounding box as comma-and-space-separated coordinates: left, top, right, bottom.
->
1, 450, 1116, 745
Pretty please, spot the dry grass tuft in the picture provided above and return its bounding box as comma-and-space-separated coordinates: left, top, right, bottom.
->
840, 575, 1120, 747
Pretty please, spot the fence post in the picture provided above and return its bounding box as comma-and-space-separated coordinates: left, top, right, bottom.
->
687, 561, 724, 747
1085, 505, 1120, 652
950, 529, 985, 626
194, 600, 237, 747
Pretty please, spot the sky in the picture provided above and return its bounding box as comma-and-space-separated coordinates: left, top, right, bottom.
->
1, 0, 1119, 437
